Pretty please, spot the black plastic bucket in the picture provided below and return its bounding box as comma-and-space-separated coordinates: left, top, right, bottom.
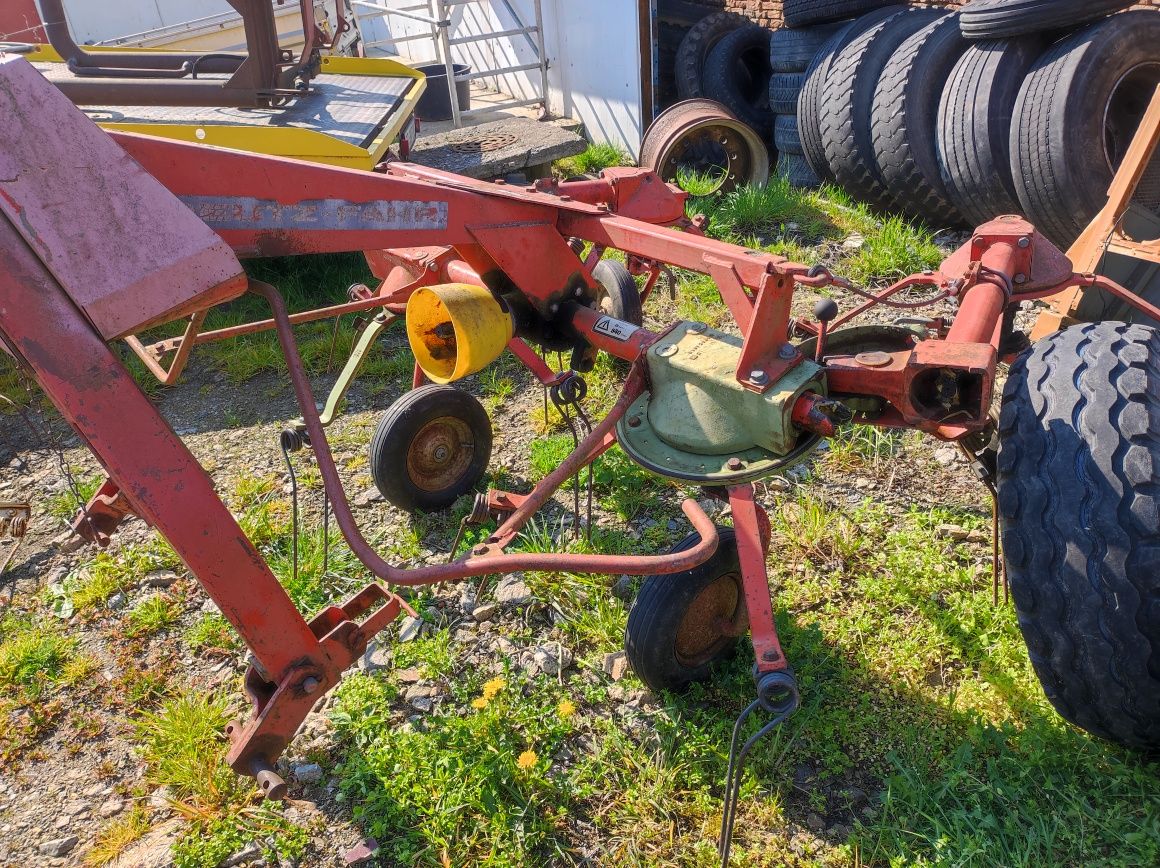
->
414, 62, 472, 121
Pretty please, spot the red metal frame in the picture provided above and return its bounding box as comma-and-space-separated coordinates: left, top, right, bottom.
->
7, 56, 1159, 794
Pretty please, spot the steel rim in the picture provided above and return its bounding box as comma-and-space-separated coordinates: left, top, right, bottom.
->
406, 416, 475, 493
1103, 62, 1160, 176
675, 571, 743, 667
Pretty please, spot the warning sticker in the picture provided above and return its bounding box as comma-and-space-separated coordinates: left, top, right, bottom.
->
593, 316, 639, 342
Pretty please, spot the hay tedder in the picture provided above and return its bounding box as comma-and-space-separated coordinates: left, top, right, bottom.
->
3, 31, 1160, 862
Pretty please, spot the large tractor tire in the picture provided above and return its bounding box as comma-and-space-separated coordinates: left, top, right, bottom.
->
997, 321, 1160, 749
676, 12, 747, 100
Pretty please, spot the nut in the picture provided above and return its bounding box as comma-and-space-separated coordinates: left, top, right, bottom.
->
726, 457, 744, 471
750, 370, 768, 384
778, 344, 797, 360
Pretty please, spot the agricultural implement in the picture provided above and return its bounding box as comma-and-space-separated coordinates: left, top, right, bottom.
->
3, 44, 1160, 864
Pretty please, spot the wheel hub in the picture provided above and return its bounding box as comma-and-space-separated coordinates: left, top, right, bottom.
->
675, 572, 744, 667
407, 416, 474, 492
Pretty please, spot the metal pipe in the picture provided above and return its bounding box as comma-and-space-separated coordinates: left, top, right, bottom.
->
253, 281, 720, 584
39, 0, 244, 74
946, 242, 1017, 347
433, 0, 463, 127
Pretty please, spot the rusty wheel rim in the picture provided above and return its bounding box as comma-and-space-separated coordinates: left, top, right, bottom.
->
406, 416, 475, 493
639, 99, 769, 195
675, 571, 744, 667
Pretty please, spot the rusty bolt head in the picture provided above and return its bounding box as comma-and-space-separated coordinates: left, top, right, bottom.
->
472, 544, 489, 556
302, 676, 320, 695
855, 351, 892, 368
628, 416, 642, 428
727, 457, 744, 471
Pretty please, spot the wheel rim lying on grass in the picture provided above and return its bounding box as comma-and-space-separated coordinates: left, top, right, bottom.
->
639, 98, 770, 194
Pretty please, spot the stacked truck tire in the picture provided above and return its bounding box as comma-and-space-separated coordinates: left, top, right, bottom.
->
675, 0, 1158, 248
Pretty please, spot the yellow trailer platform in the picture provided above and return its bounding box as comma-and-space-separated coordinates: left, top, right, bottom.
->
28, 49, 425, 171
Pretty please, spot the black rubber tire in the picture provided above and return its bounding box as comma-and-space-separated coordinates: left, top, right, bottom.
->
819, 8, 941, 212
703, 26, 775, 132
937, 36, 1047, 228
959, 0, 1136, 40
778, 151, 822, 188
369, 385, 492, 513
784, 0, 896, 28
869, 13, 970, 226
592, 259, 643, 326
996, 322, 1160, 750
770, 22, 846, 72
769, 72, 805, 115
798, 7, 903, 186
1010, 12, 1160, 247
675, 11, 748, 100
625, 528, 745, 693
774, 114, 803, 155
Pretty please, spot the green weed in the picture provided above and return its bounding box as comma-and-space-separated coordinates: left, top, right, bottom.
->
839, 216, 942, 286
554, 142, 631, 178
332, 670, 581, 866
126, 595, 180, 638
184, 614, 240, 654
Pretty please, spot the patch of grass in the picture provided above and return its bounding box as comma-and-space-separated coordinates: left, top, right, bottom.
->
530, 437, 664, 521
675, 167, 726, 197
172, 810, 308, 868
839, 215, 942, 286
184, 614, 240, 654
65, 539, 184, 612
332, 670, 580, 866
0, 617, 77, 698
391, 628, 455, 680
823, 425, 909, 474
46, 473, 103, 520
85, 806, 150, 866
554, 142, 631, 178
126, 595, 180, 638
135, 689, 242, 809
265, 523, 368, 615
696, 177, 835, 241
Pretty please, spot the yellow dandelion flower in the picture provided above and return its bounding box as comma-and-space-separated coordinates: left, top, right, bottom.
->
517, 750, 538, 770
471, 697, 488, 710
482, 677, 506, 700
557, 700, 577, 719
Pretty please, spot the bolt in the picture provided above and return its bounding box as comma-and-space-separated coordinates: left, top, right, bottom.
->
559, 195, 572, 202
923, 269, 934, 276
778, 344, 797, 360
762, 650, 781, 662
472, 544, 489, 556
750, 369, 768, 384
427, 261, 438, 271
549, 303, 560, 314
628, 416, 642, 428
302, 677, 320, 695
727, 457, 744, 471
657, 344, 679, 357
574, 287, 584, 297
433, 446, 449, 462
1018, 236, 1031, 249
1014, 273, 1028, 285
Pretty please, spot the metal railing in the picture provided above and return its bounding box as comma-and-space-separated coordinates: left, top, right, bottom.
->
351, 0, 549, 127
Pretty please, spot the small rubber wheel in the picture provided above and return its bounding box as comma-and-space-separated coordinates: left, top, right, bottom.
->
998, 322, 1160, 749
592, 259, 643, 326
625, 528, 748, 693
369, 385, 492, 512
